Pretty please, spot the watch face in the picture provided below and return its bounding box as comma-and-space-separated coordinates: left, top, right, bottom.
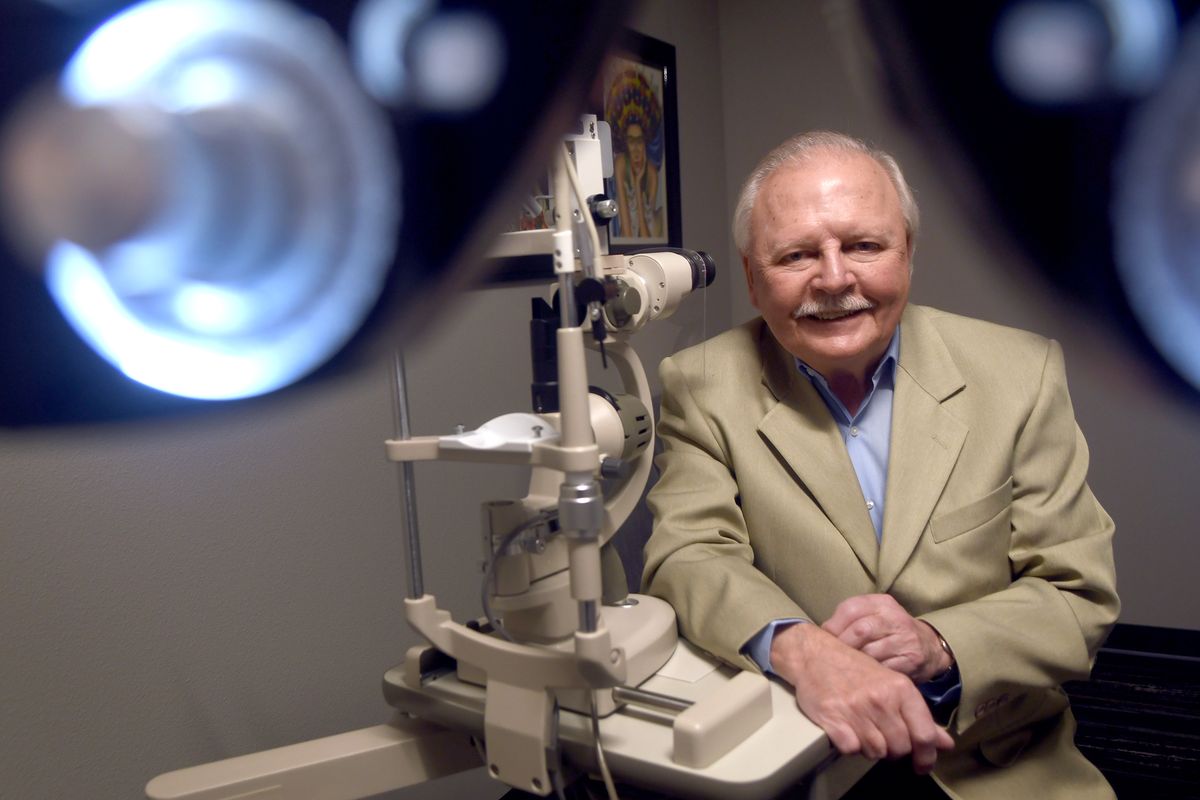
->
860, 0, 1200, 396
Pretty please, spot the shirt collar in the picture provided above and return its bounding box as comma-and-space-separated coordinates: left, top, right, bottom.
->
795, 328, 901, 386
795, 328, 901, 422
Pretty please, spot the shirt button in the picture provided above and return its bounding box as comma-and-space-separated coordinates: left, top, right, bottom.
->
866, 500, 875, 510
850, 426, 860, 437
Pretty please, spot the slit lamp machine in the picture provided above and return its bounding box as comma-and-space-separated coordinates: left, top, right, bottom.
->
0, 1, 869, 797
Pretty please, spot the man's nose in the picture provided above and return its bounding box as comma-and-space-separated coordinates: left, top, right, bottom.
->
812, 249, 855, 293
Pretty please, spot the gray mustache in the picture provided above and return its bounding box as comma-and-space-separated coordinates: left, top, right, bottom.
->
791, 294, 875, 319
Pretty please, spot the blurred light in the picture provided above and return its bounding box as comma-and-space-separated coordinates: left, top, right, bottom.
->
1112, 16, 1200, 391
1100, 0, 1176, 94
351, 0, 431, 106
352, 0, 505, 112
62, 0, 222, 101
994, 0, 1175, 105
173, 283, 251, 334
410, 11, 505, 111
167, 60, 245, 110
994, 1, 1109, 103
24, 0, 400, 401
1183, 153, 1200, 208
47, 242, 268, 399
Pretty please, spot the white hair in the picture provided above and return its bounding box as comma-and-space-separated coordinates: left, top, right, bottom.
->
732, 131, 920, 257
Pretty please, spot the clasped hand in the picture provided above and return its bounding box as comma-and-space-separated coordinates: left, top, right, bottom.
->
769, 594, 955, 773
823, 593, 953, 683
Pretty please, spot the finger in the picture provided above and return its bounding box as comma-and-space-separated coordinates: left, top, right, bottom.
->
862, 633, 907, 660
820, 606, 855, 638
897, 692, 945, 774
912, 726, 957, 773
875, 650, 909, 667
822, 594, 881, 636
874, 644, 925, 678
868, 695, 918, 761
827, 594, 914, 641
909, 733, 939, 774
824, 620, 860, 649
859, 724, 890, 761
822, 722, 863, 757
833, 615, 889, 652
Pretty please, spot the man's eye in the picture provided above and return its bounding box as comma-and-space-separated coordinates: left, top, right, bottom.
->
849, 241, 881, 253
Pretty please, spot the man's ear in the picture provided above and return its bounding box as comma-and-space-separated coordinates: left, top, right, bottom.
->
743, 256, 759, 309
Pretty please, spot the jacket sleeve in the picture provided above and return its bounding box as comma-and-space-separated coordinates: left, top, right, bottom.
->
641, 354, 810, 672
920, 340, 1120, 741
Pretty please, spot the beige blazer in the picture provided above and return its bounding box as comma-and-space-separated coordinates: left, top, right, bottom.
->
643, 304, 1120, 799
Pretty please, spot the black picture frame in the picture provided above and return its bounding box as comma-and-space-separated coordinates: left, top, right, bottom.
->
485, 29, 681, 283
597, 29, 682, 253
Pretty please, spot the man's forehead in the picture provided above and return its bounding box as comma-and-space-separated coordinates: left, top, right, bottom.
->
762, 150, 888, 197
745, 153, 907, 259
763, 155, 888, 209
757, 156, 898, 218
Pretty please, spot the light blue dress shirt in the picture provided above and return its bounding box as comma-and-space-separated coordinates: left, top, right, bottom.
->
798, 332, 899, 542
741, 329, 961, 707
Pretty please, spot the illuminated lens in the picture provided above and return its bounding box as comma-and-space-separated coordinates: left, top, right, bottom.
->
1113, 16, 1200, 391
46, 0, 399, 400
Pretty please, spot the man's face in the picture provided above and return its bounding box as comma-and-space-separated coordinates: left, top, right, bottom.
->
742, 151, 912, 381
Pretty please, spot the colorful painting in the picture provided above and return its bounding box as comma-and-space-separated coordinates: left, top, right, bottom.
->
599, 31, 680, 252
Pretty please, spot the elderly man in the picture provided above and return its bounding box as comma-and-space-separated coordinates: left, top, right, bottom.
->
642, 131, 1119, 798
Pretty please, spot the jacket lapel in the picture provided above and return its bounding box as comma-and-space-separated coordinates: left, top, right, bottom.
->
755, 329, 880, 578
877, 306, 968, 592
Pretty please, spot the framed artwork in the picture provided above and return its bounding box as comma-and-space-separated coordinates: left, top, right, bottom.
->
486, 29, 681, 282
598, 29, 681, 253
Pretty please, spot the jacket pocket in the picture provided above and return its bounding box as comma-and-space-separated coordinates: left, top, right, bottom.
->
929, 477, 1013, 543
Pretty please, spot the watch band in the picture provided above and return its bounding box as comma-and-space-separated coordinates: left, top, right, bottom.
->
934, 630, 955, 675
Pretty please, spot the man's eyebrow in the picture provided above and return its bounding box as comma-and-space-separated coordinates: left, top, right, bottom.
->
845, 218, 905, 237
765, 234, 817, 252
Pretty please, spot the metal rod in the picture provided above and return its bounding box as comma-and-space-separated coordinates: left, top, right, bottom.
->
553, 148, 578, 330
390, 349, 424, 599
558, 272, 577, 328
578, 599, 598, 633
612, 686, 694, 714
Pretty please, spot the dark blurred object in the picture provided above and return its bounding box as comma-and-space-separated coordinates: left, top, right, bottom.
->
1064, 623, 1200, 797
0, 0, 630, 425
860, 0, 1200, 397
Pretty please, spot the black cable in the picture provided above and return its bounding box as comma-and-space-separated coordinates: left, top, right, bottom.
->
480, 510, 559, 643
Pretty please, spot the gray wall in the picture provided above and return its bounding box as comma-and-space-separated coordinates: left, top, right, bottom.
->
1, 2, 1196, 799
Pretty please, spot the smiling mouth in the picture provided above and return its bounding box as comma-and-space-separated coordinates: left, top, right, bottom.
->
793, 306, 873, 323
806, 309, 862, 321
